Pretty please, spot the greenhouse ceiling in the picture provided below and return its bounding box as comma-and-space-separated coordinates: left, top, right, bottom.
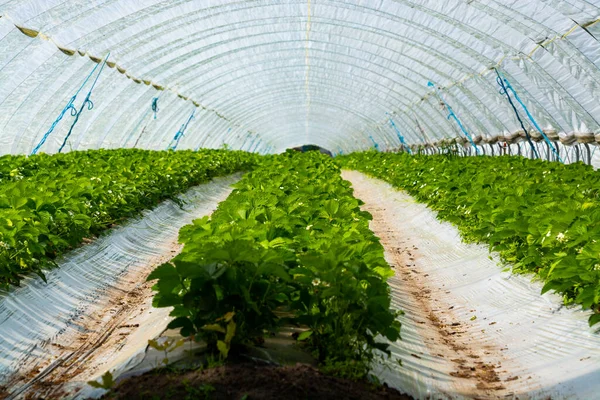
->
0, 0, 599, 155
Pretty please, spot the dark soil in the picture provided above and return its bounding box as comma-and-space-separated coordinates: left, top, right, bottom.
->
101, 362, 413, 400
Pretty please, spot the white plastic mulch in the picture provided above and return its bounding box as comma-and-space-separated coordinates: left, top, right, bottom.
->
343, 170, 600, 400
0, 174, 240, 399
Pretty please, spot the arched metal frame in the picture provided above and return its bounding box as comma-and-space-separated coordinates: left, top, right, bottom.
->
0, 1, 599, 155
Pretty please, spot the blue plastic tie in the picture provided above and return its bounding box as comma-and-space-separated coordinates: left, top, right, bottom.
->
387, 115, 412, 154
128, 93, 166, 147
495, 70, 562, 163
31, 60, 103, 155
152, 97, 159, 119
168, 108, 195, 151
428, 81, 479, 154
369, 135, 380, 151
58, 53, 110, 153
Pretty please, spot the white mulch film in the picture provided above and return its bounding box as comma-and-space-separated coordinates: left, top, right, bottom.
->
1, 170, 599, 400
342, 170, 600, 400
0, 174, 241, 399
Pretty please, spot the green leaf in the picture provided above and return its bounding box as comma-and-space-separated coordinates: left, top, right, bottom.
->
147, 263, 179, 281
217, 340, 229, 358
167, 317, 196, 337
203, 324, 226, 334
297, 330, 313, 341
589, 313, 600, 327
87, 370, 115, 390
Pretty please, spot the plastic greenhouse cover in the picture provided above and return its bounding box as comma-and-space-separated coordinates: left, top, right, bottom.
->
343, 170, 600, 400
0, 174, 240, 399
0, 1, 599, 154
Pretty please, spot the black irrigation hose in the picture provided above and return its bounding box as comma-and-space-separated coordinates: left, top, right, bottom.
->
494, 68, 539, 160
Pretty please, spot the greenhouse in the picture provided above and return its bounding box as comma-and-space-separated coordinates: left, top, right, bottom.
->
0, 0, 599, 399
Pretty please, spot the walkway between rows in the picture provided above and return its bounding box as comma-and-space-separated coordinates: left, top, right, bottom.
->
0, 174, 241, 399
342, 170, 600, 400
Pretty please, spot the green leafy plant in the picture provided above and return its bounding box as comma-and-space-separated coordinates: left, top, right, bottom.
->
337, 151, 600, 327
202, 311, 237, 359
148, 151, 401, 375
0, 149, 259, 289
148, 337, 186, 366
87, 370, 115, 390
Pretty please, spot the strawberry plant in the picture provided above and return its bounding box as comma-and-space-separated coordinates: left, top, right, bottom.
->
338, 151, 600, 327
0, 149, 259, 289
148, 151, 401, 376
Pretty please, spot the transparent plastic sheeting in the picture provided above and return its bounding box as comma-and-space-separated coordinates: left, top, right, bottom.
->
0, 175, 240, 398
1, 1, 600, 155
343, 170, 600, 400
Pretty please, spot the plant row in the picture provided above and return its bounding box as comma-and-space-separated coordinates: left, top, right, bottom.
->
338, 151, 600, 327
0, 149, 258, 290
148, 151, 401, 377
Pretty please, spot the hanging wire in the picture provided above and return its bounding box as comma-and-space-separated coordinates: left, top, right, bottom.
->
152, 97, 159, 119
246, 135, 258, 152
252, 139, 261, 152
58, 52, 110, 153
239, 132, 252, 150
125, 109, 151, 147
387, 113, 412, 154
495, 69, 562, 163
494, 68, 539, 159
168, 108, 195, 151
31, 60, 104, 155
369, 135, 380, 151
127, 92, 164, 148
427, 81, 479, 154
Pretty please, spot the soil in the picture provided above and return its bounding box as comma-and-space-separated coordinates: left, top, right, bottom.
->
1, 177, 239, 400
100, 363, 413, 400
2, 242, 183, 400
341, 170, 511, 398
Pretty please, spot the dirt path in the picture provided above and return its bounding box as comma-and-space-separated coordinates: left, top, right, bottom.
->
0, 175, 240, 400
342, 170, 525, 399
344, 169, 600, 400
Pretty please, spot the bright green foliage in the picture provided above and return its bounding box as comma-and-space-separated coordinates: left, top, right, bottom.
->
338, 151, 600, 326
0, 149, 258, 289
149, 151, 400, 372
87, 370, 116, 390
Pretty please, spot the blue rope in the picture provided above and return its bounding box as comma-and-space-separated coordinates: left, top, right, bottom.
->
31, 60, 103, 155
127, 93, 164, 146
387, 115, 413, 154
240, 132, 251, 150
494, 68, 539, 159
247, 135, 257, 152
427, 81, 479, 154
168, 108, 195, 151
152, 97, 159, 119
224, 127, 232, 146
369, 135, 380, 151
496, 70, 562, 163
252, 139, 261, 152
58, 53, 110, 153
125, 109, 151, 147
